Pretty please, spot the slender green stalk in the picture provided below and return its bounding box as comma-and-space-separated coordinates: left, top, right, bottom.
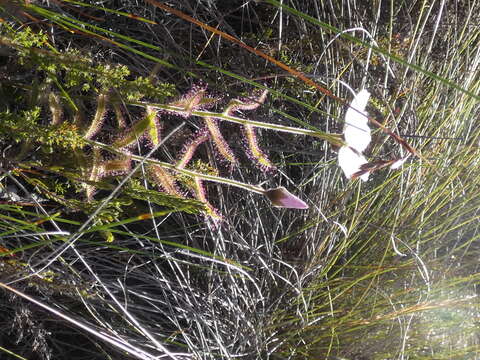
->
133, 101, 344, 146
89, 140, 266, 194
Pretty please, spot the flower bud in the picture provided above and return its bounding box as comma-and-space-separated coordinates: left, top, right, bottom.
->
263, 187, 308, 209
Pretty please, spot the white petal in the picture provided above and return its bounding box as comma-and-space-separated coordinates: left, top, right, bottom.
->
390, 156, 409, 170
359, 170, 370, 181
344, 89, 371, 153
338, 146, 369, 181
349, 89, 370, 115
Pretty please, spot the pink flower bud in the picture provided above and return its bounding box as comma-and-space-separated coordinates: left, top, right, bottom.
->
263, 187, 308, 209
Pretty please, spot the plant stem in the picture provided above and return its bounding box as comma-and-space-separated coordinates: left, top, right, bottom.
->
89, 140, 266, 194
131, 101, 344, 146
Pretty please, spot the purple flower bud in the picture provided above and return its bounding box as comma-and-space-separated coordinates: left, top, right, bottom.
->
263, 187, 309, 209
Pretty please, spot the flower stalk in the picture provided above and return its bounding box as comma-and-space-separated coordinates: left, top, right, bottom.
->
88, 140, 266, 195
131, 101, 343, 146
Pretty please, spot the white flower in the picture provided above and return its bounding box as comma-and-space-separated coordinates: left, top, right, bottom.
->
338, 89, 372, 182
343, 89, 371, 153
338, 146, 369, 181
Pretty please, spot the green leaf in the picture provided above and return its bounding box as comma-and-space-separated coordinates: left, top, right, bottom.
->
124, 181, 206, 214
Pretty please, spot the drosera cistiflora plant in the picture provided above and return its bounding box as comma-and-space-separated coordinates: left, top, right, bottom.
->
0, 24, 318, 222
0, 15, 418, 218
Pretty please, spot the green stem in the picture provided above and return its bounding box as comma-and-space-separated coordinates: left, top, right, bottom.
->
88, 140, 266, 194
131, 101, 344, 146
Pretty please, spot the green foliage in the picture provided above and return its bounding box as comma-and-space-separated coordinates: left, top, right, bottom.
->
124, 179, 206, 214
0, 24, 191, 221
0, 108, 85, 150
116, 75, 176, 102
10, 26, 49, 49
177, 159, 219, 190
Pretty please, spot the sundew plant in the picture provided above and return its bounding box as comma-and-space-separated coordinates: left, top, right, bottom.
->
0, 1, 479, 359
